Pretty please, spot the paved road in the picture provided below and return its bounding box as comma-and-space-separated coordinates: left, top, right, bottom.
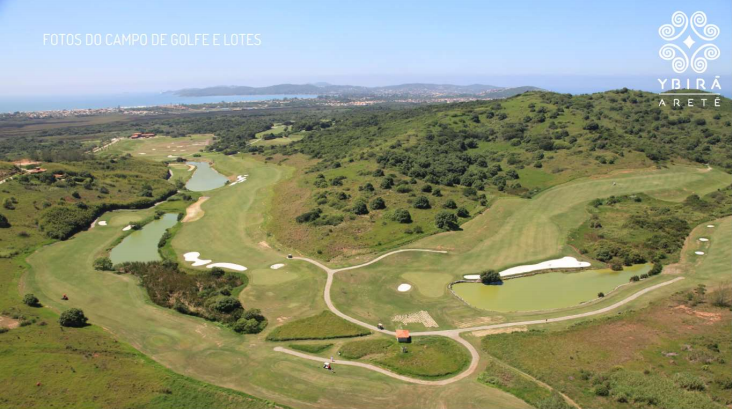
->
281, 250, 685, 388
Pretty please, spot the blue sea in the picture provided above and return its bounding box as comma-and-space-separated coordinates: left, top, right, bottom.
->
0, 93, 317, 113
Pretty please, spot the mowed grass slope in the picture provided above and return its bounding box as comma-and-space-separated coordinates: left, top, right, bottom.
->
339, 336, 472, 379
23, 154, 528, 409
267, 311, 370, 341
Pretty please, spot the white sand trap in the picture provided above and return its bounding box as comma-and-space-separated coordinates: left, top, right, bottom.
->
139, 152, 146, 155
167, 155, 178, 158
98, 221, 107, 226
270, 264, 285, 270
499, 256, 590, 278
463, 274, 481, 280
229, 175, 248, 186
122, 225, 133, 231
695, 251, 705, 255
699, 238, 709, 242
207, 263, 247, 272
183, 252, 212, 267
397, 284, 412, 292
152, 149, 156, 151
707, 225, 715, 228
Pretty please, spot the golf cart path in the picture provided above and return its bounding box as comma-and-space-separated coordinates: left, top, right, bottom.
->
281, 250, 685, 387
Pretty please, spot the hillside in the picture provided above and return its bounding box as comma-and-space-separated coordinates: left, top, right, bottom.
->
168, 82, 541, 98
263, 89, 732, 260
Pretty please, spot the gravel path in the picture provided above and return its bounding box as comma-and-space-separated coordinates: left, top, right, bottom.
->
281, 250, 685, 388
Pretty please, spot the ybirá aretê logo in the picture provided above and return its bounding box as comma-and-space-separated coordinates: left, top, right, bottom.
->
657, 11, 721, 107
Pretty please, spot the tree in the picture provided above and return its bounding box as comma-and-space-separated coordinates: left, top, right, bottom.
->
370, 197, 386, 210
213, 297, 242, 313
93, 257, 113, 271
456, 207, 470, 218
480, 270, 502, 285
629, 275, 640, 282
210, 267, 225, 278
435, 211, 459, 230
413, 196, 431, 209
649, 263, 663, 276
0, 213, 9, 228
392, 208, 412, 224
380, 177, 394, 190
59, 308, 88, 327
443, 199, 457, 209
352, 199, 369, 215
597, 292, 605, 298
23, 293, 40, 307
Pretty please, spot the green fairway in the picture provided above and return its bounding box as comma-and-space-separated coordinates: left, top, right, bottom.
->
103, 134, 212, 161
24, 153, 529, 409
330, 166, 732, 329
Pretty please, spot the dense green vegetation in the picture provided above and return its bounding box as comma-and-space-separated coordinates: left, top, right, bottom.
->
0, 156, 176, 253
480, 287, 732, 409
266, 90, 732, 259
266, 311, 371, 341
116, 261, 266, 333
569, 188, 732, 268
479, 361, 571, 409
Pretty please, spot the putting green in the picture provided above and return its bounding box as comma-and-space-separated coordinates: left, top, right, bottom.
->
24, 154, 529, 409
452, 264, 651, 312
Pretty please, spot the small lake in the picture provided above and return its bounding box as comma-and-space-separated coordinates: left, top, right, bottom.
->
452, 264, 651, 312
185, 161, 228, 191
109, 213, 178, 264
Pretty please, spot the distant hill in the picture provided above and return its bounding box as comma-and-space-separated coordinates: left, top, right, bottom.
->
167, 83, 542, 98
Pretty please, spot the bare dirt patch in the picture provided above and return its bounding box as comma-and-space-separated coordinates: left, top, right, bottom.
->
455, 315, 506, 328
182, 196, 209, 223
0, 315, 20, 329
471, 326, 527, 337
391, 310, 439, 328
673, 305, 722, 323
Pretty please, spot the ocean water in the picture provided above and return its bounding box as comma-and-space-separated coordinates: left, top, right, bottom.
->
0, 93, 317, 113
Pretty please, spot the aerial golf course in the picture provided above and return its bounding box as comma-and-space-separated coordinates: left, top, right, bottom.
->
21, 134, 732, 409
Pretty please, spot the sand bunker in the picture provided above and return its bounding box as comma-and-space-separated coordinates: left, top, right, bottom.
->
392, 310, 438, 328
122, 225, 133, 231
695, 251, 705, 255
270, 264, 285, 270
183, 251, 247, 271
184, 252, 212, 267
139, 152, 146, 155
463, 274, 480, 280
167, 155, 178, 158
397, 283, 412, 292
207, 263, 247, 272
98, 221, 107, 226
498, 256, 590, 278
699, 238, 709, 242
182, 197, 209, 223
229, 174, 248, 186
707, 225, 715, 228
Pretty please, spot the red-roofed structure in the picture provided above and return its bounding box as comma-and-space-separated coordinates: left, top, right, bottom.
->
396, 329, 411, 343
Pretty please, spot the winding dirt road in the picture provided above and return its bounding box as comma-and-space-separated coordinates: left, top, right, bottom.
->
277, 250, 685, 388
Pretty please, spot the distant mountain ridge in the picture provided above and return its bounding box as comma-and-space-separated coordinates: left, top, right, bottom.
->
167, 83, 542, 98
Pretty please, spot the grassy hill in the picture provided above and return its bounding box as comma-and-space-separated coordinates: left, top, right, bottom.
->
265, 90, 731, 260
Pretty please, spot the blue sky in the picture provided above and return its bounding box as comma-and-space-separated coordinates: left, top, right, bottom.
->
0, 0, 730, 95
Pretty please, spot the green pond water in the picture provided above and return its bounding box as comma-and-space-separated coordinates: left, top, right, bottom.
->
109, 213, 178, 264
452, 264, 651, 312
185, 161, 228, 192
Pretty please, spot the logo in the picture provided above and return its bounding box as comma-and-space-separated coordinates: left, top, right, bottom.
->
658, 11, 720, 74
